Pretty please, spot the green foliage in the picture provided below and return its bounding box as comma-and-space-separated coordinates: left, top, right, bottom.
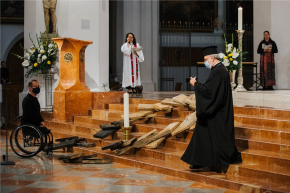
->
220, 33, 248, 72
11, 32, 58, 78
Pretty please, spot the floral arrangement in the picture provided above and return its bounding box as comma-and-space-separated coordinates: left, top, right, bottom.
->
12, 33, 58, 78
219, 34, 248, 72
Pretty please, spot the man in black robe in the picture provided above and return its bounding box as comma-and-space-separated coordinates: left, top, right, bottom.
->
181, 46, 242, 171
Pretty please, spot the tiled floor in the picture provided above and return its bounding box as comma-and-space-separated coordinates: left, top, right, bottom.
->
0, 137, 237, 193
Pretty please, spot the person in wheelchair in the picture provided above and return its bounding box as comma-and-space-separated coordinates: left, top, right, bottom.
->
22, 80, 49, 134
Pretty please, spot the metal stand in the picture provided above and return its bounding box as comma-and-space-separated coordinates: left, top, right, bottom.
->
123, 126, 132, 141
0, 117, 15, 165
235, 30, 247, 92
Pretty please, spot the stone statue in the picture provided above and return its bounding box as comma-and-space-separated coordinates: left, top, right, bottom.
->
43, 0, 57, 33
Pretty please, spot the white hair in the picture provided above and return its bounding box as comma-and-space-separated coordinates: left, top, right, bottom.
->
209, 54, 221, 60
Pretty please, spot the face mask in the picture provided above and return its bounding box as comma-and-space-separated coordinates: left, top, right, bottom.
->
32, 87, 40, 94
204, 61, 211, 69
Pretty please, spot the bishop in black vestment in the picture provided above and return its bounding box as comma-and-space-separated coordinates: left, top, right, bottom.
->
181, 46, 242, 169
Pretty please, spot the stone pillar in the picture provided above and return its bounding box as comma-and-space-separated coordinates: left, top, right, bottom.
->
52, 37, 92, 121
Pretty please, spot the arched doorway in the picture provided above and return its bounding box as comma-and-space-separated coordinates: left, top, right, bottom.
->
1, 38, 24, 121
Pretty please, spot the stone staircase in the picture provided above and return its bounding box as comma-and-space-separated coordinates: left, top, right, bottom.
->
10, 98, 290, 192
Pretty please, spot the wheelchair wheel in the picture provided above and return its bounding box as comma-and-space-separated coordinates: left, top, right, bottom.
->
10, 124, 44, 158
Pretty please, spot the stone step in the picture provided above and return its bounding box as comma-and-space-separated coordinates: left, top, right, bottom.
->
235, 124, 290, 141
234, 114, 290, 129
237, 165, 290, 186
234, 106, 290, 120
47, 130, 290, 192
49, 126, 290, 170
235, 135, 290, 155
109, 104, 139, 112
108, 104, 193, 117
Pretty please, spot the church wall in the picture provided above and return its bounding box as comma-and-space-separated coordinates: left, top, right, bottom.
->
0, 24, 24, 62
254, 0, 290, 89
20, 0, 110, 115
271, 1, 290, 89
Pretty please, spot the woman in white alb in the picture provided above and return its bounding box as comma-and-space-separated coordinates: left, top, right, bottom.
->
121, 33, 144, 93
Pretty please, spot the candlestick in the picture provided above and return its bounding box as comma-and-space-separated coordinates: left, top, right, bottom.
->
235, 30, 247, 92
238, 7, 243, 30
123, 93, 129, 127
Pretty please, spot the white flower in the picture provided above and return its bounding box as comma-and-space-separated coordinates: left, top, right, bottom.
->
42, 55, 47, 61
232, 48, 239, 59
223, 59, 230, 66
37, 58, 41, 63
40, 45, 44, 49
22, 60, 29, 67
233, 60, 238, 65
227, 44, 232, 52
38, 54, 41, 58
219, 52, 225, 59
24, 53, 30, 58
48, 44, 54, 49
28, 49, 34, 54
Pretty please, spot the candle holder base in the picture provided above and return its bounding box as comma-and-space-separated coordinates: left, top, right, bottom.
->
235, 85, 247, 92
123, 126, 132, 141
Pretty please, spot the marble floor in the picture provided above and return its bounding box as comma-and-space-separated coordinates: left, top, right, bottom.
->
0, 137, 237, 193
131, 90, 290, 110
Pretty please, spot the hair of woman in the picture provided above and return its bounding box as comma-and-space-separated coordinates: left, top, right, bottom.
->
125, 33, 137, 45
263, 31, 272, 41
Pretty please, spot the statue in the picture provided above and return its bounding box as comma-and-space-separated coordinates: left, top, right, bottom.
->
43, 0, 57, 34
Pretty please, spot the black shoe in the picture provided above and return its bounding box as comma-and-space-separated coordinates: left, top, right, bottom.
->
189, 165, 204, 169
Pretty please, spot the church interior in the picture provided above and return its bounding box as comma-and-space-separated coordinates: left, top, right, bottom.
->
1, 0, 290, 192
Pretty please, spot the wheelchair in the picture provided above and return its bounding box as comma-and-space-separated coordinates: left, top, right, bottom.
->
10, 116, 54, 158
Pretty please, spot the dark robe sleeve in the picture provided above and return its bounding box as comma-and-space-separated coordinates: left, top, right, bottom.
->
193, 71, 227, 118
271, 41, 278, 53
257, 41, 264, 54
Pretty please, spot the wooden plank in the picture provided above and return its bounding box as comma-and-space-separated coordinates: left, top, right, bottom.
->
171, 112, 197, 136
153, 103, 173, 111
161, 98, 184, 107
55, 136, 78, 142
184, 94, 196, 110
189, 122, 196, 131
58, 153, 84, 160
77, 142, 96, 147
138, 122, 180, 148
116, 129, 158, 155
82, 159, 112, 164
122, 137, 137, 148
137, 104, 155, 111
137, 129, 158, 142
146, 137, 166, 149
101, 141, 124, 151
172, 94, 189, 105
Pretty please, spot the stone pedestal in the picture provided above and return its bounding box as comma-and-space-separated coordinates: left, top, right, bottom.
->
52, 37, 93, 121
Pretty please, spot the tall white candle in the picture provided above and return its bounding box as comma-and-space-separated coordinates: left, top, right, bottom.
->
238, 7, 243, 30
123, 93, 129, 127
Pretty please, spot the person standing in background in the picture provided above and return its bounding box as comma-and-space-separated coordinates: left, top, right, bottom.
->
1, 61, 10, 84
121, 33, 144, 94
257, 31, 278, 90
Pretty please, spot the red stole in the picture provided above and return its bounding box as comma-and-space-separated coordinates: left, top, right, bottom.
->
130, 44, 138, 87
